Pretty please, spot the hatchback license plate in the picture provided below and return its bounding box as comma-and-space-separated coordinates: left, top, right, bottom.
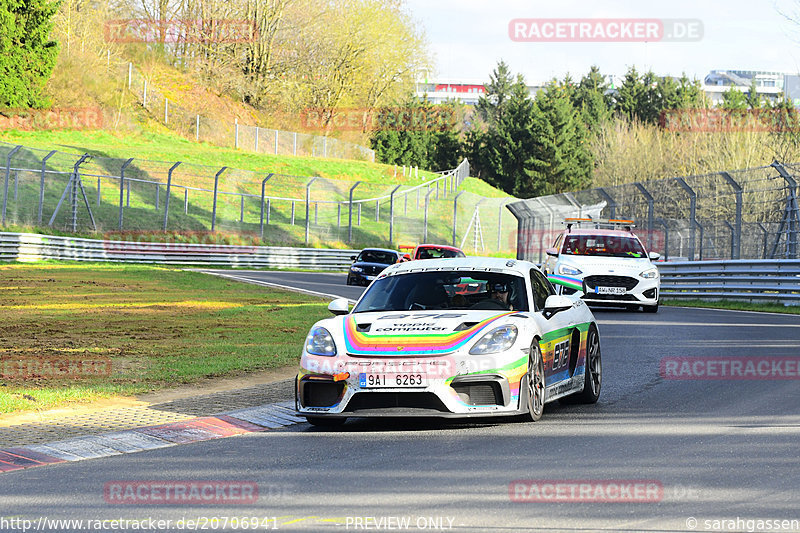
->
359, 373, 427, 388
596, 286, 626, 295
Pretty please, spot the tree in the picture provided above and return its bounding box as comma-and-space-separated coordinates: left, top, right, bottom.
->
572, 66, 612, 131
518, 80, 592, 197
0, 0, 60, 109
721, 87, 748, 110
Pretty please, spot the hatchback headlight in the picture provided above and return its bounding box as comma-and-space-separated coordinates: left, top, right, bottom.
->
469, 325, 518, 355
558, 264, 582, 276
350, 266, 363, 273
305, 327, 337, 356
640, 268, 659, 279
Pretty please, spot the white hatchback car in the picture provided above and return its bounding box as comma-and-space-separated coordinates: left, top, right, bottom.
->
542, 219, 661, 312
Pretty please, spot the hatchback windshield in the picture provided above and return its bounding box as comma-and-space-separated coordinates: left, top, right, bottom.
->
562, 235, 646, 258
353, 271, 528, 312
356, 250, 398, 264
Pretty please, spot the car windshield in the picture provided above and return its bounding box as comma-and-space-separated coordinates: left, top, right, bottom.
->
562, 235, 646, 258
352, 271, 528, 312
356, 250, 398, 264
417, 247, 463, 259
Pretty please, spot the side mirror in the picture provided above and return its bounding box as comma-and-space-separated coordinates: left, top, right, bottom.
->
402, 253, 411, 261
542, 294, 572, 319
545, 248, 559, 257
350, 255, 357, 261
328, 298, 350, 316
648, 252, 661, 261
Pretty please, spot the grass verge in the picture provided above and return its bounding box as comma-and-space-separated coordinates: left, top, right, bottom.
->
662, 299, 800, 315
0, 262, 331, 414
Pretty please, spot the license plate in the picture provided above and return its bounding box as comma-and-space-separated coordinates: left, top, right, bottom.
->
365, 275, 375, 281
359, 373, 427, 388
596, 286, 626, 295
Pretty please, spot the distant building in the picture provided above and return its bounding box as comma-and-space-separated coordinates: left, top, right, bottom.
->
415, 80, 543, 105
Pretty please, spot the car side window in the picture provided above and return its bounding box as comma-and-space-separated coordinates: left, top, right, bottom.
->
530, 269, 553, 311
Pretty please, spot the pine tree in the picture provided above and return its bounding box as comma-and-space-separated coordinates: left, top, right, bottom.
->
0, 0, 60, 109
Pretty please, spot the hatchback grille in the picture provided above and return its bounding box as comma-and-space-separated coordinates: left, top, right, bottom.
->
584, 275, 639, 290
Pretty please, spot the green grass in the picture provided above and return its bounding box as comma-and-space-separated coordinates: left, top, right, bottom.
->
0, 129, 516, 253
0, 262, 332, 413
662, 299, 800, 314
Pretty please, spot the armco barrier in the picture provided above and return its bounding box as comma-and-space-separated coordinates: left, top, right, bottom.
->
0, 232, 357, 270
659, 259, 800, 305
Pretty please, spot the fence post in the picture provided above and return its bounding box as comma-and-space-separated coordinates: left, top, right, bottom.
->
389, 185, 401, 245
674, 178, 697, 260
184, 188, 188, 214
633, 182, 655, 252
655, 218, 670, 261
291, 201, 295, 225
259, 173, 274, 239
769, 162, 799, 259
720, 172, 742, 260
155, 183, 159, 210
452, 191, 464, 247
375, 199, 380, 222
240, 195, 245, 223
597, 187, 617, 219
38, 149, 57, 226
163, 162, 181, 230
234, 119, 239, 149
274, 130, 279, 154
293, 132, 297, 155
305, 177, 318, 244
348, 182, 362, 243
337, 203, 341, 227
423, 189, 433, 242
1, 145, 22, 226
211, 167, 227, 231
255, 126, 259, 152
97, 178, 101, 206
118, 158, 133, 230
758, 222, 769, 259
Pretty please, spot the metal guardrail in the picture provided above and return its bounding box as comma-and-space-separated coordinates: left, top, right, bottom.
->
659, 259, 800, 305
0, 232, 358, 270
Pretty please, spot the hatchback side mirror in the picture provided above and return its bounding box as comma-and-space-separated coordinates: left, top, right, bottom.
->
328, 298, 350, 315
545, 248, 558, 257
648, 252, 661, 261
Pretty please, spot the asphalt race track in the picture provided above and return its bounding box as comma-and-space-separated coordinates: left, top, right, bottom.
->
3, 270, 800, 533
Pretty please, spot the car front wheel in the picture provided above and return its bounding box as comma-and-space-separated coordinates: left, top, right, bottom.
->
524, 341, 545, 421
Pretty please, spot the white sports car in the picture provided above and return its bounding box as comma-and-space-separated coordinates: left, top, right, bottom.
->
295, 257, 602, 426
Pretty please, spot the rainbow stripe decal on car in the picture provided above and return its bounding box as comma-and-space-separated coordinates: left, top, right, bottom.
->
343, 312, 515, 356
547, 274, 583, 291
446, 355, 527, 406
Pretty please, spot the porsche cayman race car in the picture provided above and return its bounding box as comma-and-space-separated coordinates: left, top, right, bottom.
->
295, 257, 602, 426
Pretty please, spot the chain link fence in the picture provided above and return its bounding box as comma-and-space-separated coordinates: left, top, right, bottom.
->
126, 63, 375, 162
0, 141, 473, 250
508, 163, 800, 263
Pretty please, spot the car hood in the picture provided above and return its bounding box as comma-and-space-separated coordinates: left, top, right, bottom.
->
322, 310, 520, 357
352, 261, 394, 269
561, 256, 655, 275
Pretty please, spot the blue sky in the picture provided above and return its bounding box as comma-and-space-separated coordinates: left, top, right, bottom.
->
404, 0, 800, 84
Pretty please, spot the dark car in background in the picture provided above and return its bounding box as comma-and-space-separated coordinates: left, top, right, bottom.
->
346, 248, 407, 286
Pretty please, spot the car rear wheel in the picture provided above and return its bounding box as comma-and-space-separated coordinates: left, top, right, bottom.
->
524, 341, 545, 421
306, 416, 346, 427
575, 324, 602, 403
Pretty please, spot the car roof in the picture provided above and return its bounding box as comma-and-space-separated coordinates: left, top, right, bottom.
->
382, 256, 535, 277
414, 243, 463, 251
358, 248, 400, 254
563, 228, 637, 237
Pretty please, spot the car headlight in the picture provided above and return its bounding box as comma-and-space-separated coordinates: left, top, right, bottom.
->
558, 264, 582, 276
350, 266, 363, 273
305, 327, 337, 356
469, 325, 518, 355
640, 268, 659, 279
